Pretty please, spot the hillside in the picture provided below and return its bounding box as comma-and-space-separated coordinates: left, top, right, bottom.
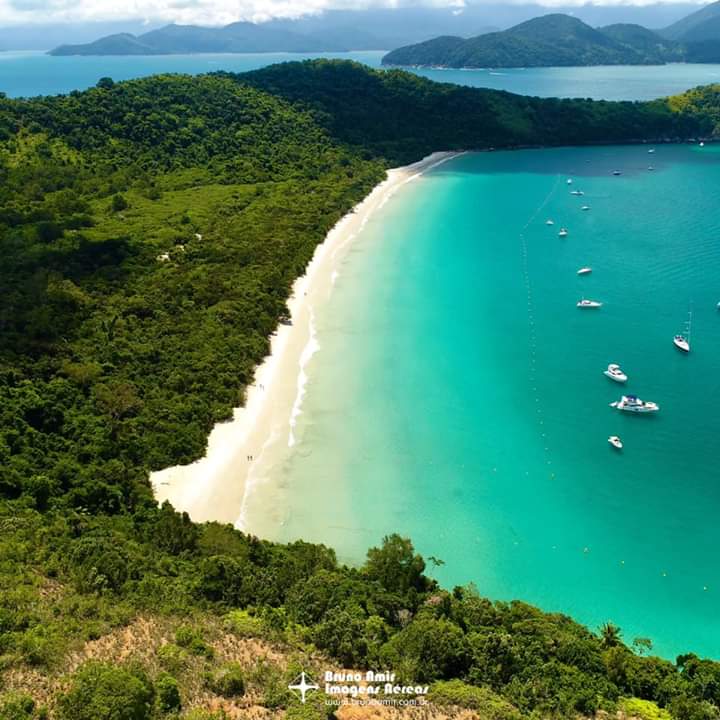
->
382, 13, 681, 68
600, 23, 685, 63
1, 61, 720, 718
662, 0, 720, 41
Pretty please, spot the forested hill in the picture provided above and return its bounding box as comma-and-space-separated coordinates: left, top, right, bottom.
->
242, 60, 709, 163
381, 12, 717, 68
1, 61, 720, 719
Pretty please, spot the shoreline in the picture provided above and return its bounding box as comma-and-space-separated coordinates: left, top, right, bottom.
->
150, 150, 462, 527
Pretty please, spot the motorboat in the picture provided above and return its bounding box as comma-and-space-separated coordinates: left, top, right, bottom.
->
558, 228, 568, 237
581, 205, 590, 211
546, 219, 554, 225
610, 395, 659, 413
648, 148, 655, 154
570, 190, 584, 196
608, 436, 623, 449
577, 298, 602, 308
567, 178, 573, 184
577, 267, 592, 275
612, 170, 622, 176
604, 363, 627, 383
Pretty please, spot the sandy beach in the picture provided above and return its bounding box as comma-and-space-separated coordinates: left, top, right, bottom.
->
150, 150, 462, 527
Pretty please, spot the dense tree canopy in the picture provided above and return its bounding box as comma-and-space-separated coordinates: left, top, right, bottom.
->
1, 61, 720, 718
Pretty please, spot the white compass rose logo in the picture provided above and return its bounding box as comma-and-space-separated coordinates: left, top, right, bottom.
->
288, 671, 320, 703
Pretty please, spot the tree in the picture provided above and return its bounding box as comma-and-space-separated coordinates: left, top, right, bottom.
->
154, 501, 199, 554
58, 662, 155, 720
314, 606, 368, 667
633, 637, 654, 656
364, 534, 428, 596
600, 621, 623, 648
381, 616, 470, 682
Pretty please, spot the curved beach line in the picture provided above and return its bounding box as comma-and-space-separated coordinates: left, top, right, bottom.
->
288, 309, 319, 448
150, 150, 463, 527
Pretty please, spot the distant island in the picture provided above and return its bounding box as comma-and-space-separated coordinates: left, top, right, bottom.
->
382, 4, 720, 68
48, 22, 363, 55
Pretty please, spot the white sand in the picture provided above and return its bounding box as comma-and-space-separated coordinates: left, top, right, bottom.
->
150, 151, 462, 526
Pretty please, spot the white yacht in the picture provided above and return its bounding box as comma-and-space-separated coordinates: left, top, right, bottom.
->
558, 228, 568, 237
673, 309, 692, 353
577, 267, 592, 275
567, 178, 573, 184
604, 363, 627, 383
581, 205, 590, 211
612, 170, 622, 176
673, 335, 689, 352
648, 148, 655, 154
610, 395, 659, 413
577, 298, 602, 308
570, 190, 584, 196
546, 219, 555, 225
608, 436, 623, 449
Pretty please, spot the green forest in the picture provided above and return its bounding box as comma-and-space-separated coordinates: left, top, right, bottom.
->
1, 60, 720, 719
381, 14, 710, 70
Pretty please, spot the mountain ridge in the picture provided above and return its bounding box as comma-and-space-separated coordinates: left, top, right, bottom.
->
382, 12, 720, 68
49, 22, 355, 55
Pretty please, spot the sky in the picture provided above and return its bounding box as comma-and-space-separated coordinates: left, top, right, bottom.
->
0, 0, 706, 27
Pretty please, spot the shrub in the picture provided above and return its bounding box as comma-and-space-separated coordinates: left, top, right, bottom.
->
429, 680, 523, 720
620, 697, 672, 720
207, 662, 245, 698
111, 194, 128, 212
156, 672, 181, 714
174, 625, 213, 658
0, 693, 39, 720
157, 643, 188, 674
225, 609, 265, 638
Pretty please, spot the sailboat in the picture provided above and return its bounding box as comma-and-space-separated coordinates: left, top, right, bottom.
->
673, 309, 692, 353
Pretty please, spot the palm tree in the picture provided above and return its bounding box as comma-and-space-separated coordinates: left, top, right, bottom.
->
600, 621, 622, 648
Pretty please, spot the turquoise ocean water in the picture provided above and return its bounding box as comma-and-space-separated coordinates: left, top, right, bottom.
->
249, 144, 720, 660
3, 49, 720, 100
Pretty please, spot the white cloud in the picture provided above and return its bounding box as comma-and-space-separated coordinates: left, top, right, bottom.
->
0, 0, 703, 27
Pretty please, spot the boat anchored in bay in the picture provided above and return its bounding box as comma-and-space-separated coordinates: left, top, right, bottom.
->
604, 364, 627, 383
608, 435, 623, 449
610, 395, 659, 413
673, 309, 692, 353
577, 298, 602, 308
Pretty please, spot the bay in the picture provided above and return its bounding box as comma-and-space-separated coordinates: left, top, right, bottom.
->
244, 144, 720, 660
3, 49, 720, 100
